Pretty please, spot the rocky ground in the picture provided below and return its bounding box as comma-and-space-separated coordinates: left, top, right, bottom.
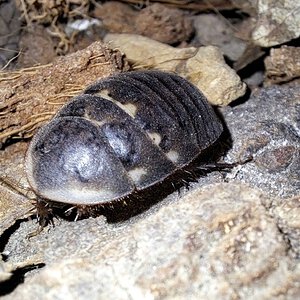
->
0, 1, 299, 299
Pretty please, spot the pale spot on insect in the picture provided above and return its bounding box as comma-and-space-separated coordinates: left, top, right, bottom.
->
96, 89, 114, 101
97, 89, 138, 118
166, 150, 179, 163
147, 132, 162, 146
84, 112, 108, 127
128, 167, 148, 183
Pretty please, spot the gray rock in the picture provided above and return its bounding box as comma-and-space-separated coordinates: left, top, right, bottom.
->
3, 184, 300, 299
192, 14, 246, 61
232, 0, 300, 47
271, 196, 300, 258
252, 0, 300, 47
221, 85, 300, 198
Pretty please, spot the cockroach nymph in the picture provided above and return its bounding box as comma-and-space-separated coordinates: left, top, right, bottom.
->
25, 70, 225, 226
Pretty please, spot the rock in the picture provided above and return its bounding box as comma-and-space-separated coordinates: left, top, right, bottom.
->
16, 25, 57, 68
192, 13, 246, 61
2, 184, 300, 299
264, 46, 300, 85
135, 3, 194, 44
94, 2, 194, 44
271, 195, 300, 258
232, 0, 300, 47
252, 0, 300, 47
104, 33, 246, 105
0, 142, 33, 236
221, 85, 300, 198
0, 259, 12, 283
93, 1, 137, 34
0, 184, 32, 237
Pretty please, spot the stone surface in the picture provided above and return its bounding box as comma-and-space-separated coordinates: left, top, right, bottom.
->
135, 3, 193, 44
0, 260, 12, 282
221, 85, 300, 198
271, 195, 300, 258
252, 0, 300, 47
0, 142, 33, 236
94, 2, 193, 44
192, 14, 246, 61
16, 25, 57, 68
93, 1, 137, 33
2, 183, 300, 299
264, 46, 300, 85
0, 184, 31, 237
232, 0, 300, 47
104, 33, 246, 105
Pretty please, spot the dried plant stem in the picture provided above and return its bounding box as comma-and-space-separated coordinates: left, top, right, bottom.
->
0, 116, 51, 141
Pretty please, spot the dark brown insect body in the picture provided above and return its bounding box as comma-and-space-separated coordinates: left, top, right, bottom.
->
25, 71, 223, 218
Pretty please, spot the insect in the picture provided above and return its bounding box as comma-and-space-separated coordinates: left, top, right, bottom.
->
25, 70, 223, 225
